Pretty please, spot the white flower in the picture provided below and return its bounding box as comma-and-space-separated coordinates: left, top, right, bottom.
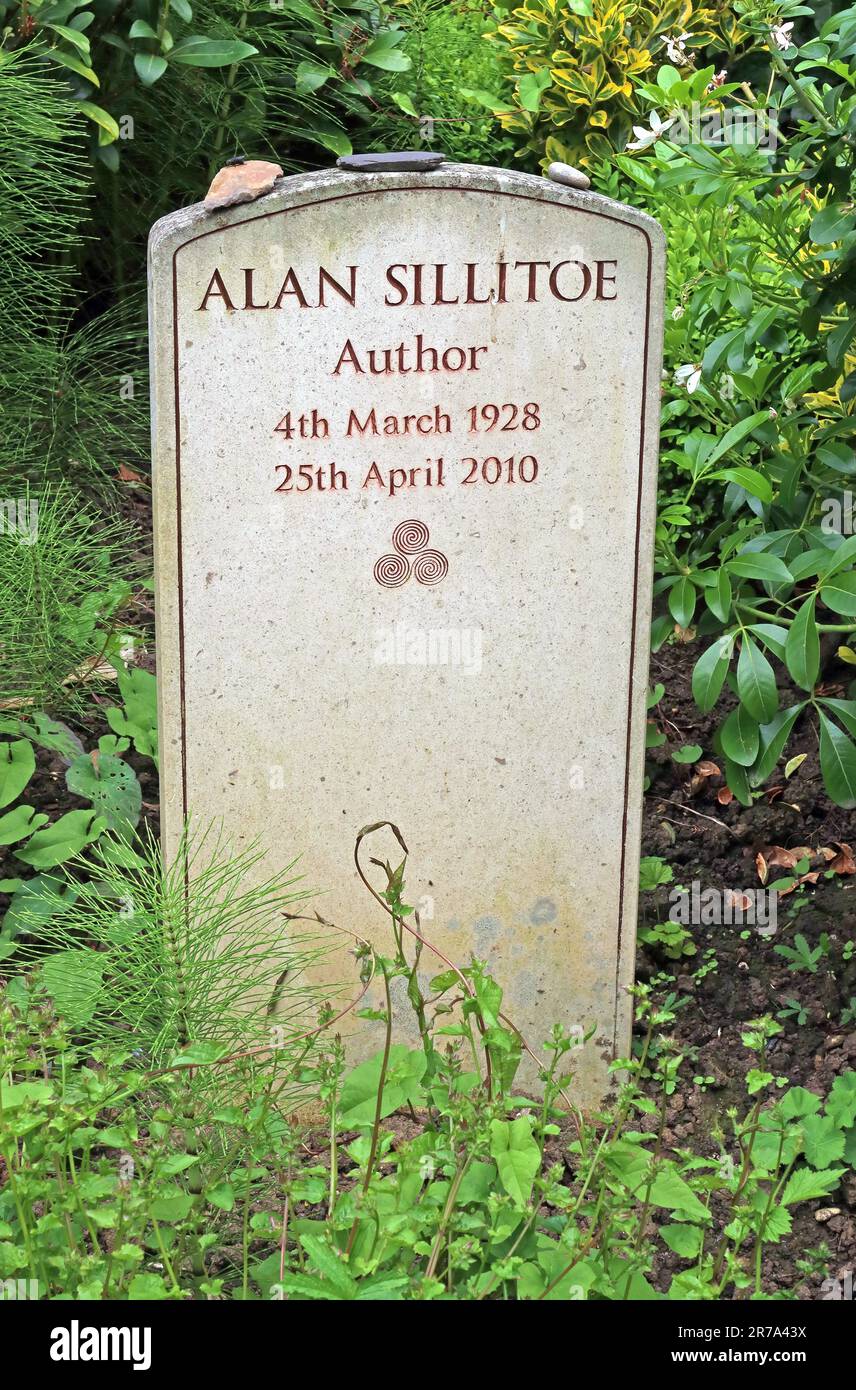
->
675, 363, 702, 393
666, 31, 693, 65
671, 304, 685, 320
626, 110, 674, 151
771, 22, 794, 52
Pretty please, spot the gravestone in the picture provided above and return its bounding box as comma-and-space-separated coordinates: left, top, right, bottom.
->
148, 161, 665, 1104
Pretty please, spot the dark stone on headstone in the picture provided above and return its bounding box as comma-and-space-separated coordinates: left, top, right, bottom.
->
336, 151, 446, 173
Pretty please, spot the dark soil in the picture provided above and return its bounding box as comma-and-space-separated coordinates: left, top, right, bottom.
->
640, 640, 856, 1299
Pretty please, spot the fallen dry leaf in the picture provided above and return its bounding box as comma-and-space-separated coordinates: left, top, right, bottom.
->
828, 842, 856, 875
716, 786, 734, 806
118, 463, 143, 483
204, 159, 283, 210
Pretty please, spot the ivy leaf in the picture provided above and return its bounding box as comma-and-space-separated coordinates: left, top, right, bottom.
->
65, 754, 142, 833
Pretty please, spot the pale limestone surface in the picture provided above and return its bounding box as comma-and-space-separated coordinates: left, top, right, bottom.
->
148, 162, 665, 1105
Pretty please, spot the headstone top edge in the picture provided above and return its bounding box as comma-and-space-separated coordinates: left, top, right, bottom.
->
147, 161, 664, 264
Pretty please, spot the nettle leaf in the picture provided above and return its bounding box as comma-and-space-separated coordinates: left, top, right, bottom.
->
785, 595, 820, 691
339, 1045, 426, 1126
65, 754, 142, 832
0, 805, 48, 846
781, 1166, 845, 1205
489, 1116, 541, 1207
818, 711, 856, 809
0, 741, 36, 810
14, 810, 105, 868
737, 635, 778, 724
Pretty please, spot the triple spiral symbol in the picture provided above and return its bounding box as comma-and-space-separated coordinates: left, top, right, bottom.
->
374, 520, 448, 588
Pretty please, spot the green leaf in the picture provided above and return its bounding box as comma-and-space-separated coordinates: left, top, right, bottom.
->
299, 1235, 358, 1299
706, 568, 732, 622
818, 711, 856, 808
150, 1190, 196, 1222
692, 636, 732, 713
312, 129, 352, 158
42, 949, 104, 1025
820, 571, 856, 617
77, 102, 119, 141
672, 744, 702, 764
646, 1167, 709, 1222
781, 1167, 845, 1205
339, 1045, 426, 1126
727, 552, 793, 585
129, 19, 159, 40
205, 1182, 235, 1212
737, 635, 778, 724
801, 1114, 846, 1169
295, 60, 335, 93
0, 804, 48, 846
668, 577, 696, 629
659, 1223, 703, 1258
720, 704, 759, 766
489, 1117, 541, 1207
714, 467, 772, 503
517, 69, 552, 112
44, 47, 99, 85
751, 704, 804, 785
0, 741, 36, 810
809, 204, 855, 243
65, 754, 142, 832
826, 1073, 856, 1129
134, 52, 168, 84
704, 408, 772, 472
170, 39, 258, 67
785, 595, 819, 692
14, 810, 105, 868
